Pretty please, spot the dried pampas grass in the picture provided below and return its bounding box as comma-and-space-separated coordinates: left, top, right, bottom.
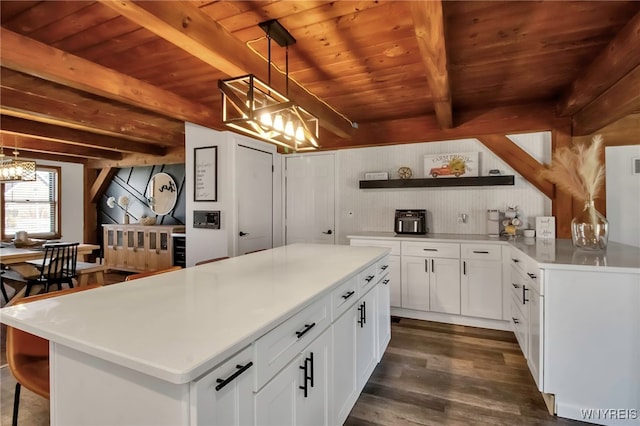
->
540, 135, 605, 203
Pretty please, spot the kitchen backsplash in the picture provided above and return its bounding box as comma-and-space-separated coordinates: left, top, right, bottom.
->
336, 133, 551, 244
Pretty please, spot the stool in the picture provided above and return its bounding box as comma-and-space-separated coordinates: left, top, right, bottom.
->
75, 262, 106, 286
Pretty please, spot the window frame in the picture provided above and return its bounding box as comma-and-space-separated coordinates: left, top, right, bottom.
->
1, 165, 62, 240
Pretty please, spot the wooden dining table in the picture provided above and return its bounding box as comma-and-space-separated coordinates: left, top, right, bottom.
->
0, 243, 100, 265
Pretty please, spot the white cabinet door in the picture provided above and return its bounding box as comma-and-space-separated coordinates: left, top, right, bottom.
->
355, 288, 377, 392
377, 278, 391, 362
528, 287, 543, 390
389, 255, 401, 307
401, 256, 430, 310
190, 346, 254, 426
429, 258, 461, 314
460, 259, 503, 319
255, 330, 331, 426
331, 307, 358, 426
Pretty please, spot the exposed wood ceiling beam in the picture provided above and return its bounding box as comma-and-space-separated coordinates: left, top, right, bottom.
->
410, 0, 453, 129
0, 115, 167, 156
0, 28, 217, 129
556, 12, 640, 117
318, 103, 565, 150
572, 64, 640, 136
87, 146, 185, 169
6, 150, 88, 165
476, 134, 554, 199
100, 0, 354, 139
90, 167, 117, 204
0, 134, 123, 160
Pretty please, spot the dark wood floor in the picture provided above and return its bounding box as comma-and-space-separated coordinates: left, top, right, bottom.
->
345, 318, 584, 426
2, 276, 586, 425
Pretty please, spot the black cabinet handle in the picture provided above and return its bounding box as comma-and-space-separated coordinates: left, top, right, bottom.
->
308, 352, 314, 388
363, 300, 367, 325
512, 317, 520, 324
357, 303, 364, 327
215, 362, 253, 391
527, 272, 537, 279
299, 358, 309, 398
239, 231, 249, 236
431, 259, 435, 273
295, 322, 316, 339
425, 259, 428, 273
463, 261, 466, 275
341, 290, 355, 300
473, 250, 489, 254
322, 230, 332, 235
382, 279, 390, 285
423, 248, 438, 251
522, 286, 529, 304
512, 283, 520, 289
365, 275, 375, 282
380, 265, 389, 270
512, 258, 520, 263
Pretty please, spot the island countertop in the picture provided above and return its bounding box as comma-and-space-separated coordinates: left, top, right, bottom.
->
347, 232, 640, 273
0, 244, 389, 384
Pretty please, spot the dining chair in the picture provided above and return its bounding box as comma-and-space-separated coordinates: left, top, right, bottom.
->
24, 242, 79, 297
195, 257, 229, 265
124, 265, 182, 281
7, 284, 102, 426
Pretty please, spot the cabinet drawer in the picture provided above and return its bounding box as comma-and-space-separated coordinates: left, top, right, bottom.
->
254, 294, 330, 391
358, 263, 378, 292
331, 275, 359, 321
376, 256, 391, 279
349, 239, 400, 255
401, 241, 460, 258
461, 244, 501, 261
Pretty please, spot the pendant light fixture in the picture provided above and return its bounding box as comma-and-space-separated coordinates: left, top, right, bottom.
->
218, 19, 319, 151
0, 136, 36, 183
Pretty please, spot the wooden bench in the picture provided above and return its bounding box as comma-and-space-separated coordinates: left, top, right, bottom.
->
75, 262, 106, 286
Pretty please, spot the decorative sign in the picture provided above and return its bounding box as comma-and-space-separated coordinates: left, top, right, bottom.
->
424, 152, 479, 178
535, 216, 556, 239
194, 146, 218, 202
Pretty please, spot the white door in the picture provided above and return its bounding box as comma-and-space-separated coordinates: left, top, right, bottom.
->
460, 259, 503, 319
331, 308, 358, 425
401, 256, 430, 310
237, 145, 273, 255
355, 288, 377, 392
285, 154, 335, 244
429, 258, 461, 314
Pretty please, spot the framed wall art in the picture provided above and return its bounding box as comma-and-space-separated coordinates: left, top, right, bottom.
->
194, 146, 218, 202
424, 152, 479, 178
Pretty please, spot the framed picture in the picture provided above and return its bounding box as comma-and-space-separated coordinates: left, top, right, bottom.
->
535, 216, 556, 239
424, 152, 479, 178
194, 146, 217, 202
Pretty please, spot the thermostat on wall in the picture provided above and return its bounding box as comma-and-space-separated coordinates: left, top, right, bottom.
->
194, 210, 220, 229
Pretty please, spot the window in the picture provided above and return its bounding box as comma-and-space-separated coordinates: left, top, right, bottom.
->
1, 166, 61, 239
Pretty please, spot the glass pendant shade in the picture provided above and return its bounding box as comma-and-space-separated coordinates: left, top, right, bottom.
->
219, 75, 319, 151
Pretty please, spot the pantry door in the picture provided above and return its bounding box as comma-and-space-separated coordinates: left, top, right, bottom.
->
285, 154, 335, 244
237, 145, 273, 255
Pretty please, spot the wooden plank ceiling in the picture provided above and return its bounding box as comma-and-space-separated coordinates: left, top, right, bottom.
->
1, 0, 639, 167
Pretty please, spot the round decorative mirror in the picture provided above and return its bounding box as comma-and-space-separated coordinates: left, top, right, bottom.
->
146, 172, 178, 216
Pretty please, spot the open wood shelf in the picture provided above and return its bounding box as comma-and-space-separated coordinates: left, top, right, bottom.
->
359, 175, 515, 189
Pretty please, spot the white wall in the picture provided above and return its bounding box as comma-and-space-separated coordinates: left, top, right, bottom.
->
336, 133, 552, 244
185, 123, 283, 266
605, 145, 640, 247
27, 158, 84, 243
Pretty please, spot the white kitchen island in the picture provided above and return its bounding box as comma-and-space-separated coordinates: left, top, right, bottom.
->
0, 244, 391, 426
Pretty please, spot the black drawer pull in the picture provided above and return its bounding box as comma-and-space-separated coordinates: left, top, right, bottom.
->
522, 286, 529, 304
299, 358, 309, 397
364, 275, 375, 282
512, 317, 520, 324
341, 290, 355, 300
512, 258, 520, 263
380, 265, 389, 270
473, 250, 489, 254
512, 283, 520, 289
382, 279, 390, 285
423, 248, 438, 251
527, 272, 537, 279
215, 362, 253, 391
295, 322, 316, 339
463, 261, 466, 275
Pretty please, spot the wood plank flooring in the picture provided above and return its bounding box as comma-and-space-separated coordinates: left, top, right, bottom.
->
344, 318, 585, 426
2, 283, 586, 425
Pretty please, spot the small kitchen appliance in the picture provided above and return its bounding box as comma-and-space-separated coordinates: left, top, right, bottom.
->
487, 209, 506, 237
395, 209, 427, 235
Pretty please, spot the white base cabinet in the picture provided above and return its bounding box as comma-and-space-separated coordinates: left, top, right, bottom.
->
255, 329, 331, 426
355, 287, 378, 392
460, 244, 503, 320
331, 305, 358, 425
